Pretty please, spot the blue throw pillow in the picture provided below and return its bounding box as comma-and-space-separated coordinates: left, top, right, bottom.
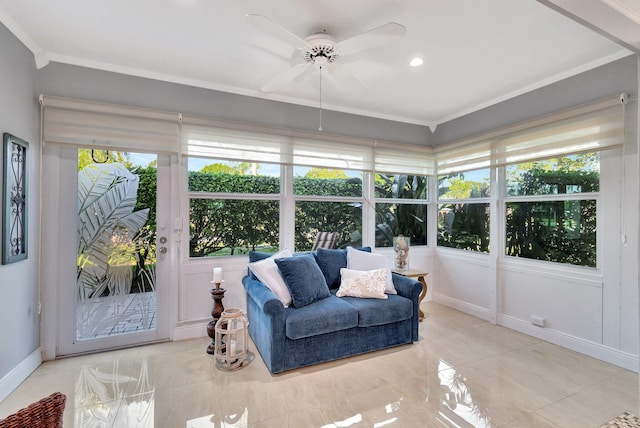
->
249, 251, 273, 263
275, 253, 330, 308
314, 247, 372, 289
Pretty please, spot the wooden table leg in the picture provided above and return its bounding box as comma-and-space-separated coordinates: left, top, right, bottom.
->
206, 286, 226, 354
417, 276, 428, 321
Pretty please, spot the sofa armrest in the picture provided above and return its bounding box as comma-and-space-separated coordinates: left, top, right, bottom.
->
242, 275, 287, 373
242, 276, 285, 315
392, 273, 422, 300
392, 273, 422, 342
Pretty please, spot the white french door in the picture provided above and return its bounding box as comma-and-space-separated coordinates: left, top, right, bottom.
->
52, 147, 172, 356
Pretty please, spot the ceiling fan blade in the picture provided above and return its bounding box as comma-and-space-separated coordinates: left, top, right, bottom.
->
261, 63, 311, 92
324, 65, 370, 92
247, 14, 309, 50
335, 22, 406, 56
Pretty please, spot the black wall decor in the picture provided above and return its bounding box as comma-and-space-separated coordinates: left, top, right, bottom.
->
3, 132, 28, 264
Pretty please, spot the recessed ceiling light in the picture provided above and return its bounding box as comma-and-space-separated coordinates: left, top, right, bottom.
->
410, 57, 424, 67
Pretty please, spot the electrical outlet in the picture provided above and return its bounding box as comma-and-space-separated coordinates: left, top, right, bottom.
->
531, 315, 545, 327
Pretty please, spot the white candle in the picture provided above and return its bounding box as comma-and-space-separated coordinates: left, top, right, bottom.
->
213, 267, 222, 283
230, 340, 236, 356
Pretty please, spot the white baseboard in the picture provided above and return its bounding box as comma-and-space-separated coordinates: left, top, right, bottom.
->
433, 294, 639, 373
0, 348, 42, 403
172, 320, 208, 342
433, 293, 492, 321
499, 313, 639, 372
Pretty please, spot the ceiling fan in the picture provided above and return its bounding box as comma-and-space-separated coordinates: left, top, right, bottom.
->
247, 14, 407, 93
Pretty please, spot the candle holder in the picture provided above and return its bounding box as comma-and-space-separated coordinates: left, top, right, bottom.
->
206, 280, 226, 355
214, 308, 249, 370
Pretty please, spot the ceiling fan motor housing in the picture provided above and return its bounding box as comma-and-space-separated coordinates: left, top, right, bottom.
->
303, 33, 338, 66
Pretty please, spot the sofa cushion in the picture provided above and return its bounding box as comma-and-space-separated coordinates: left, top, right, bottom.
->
346, 247, 396, 294
340, 294, 413, 327
285, 295, 358, 339
314, 247, 372, 289
336, 268, 388, 299
249, 251, 274, 263
275, 253, 330, 308
314, 248, 346, 289
248, 249, 294, 307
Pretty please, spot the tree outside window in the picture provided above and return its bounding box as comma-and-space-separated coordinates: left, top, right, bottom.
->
505, 153, 599, 267
374, 174, 428, 248
437, 168, 490, 252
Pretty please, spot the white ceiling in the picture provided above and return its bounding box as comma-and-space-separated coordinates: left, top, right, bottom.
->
0, 0, 634, 128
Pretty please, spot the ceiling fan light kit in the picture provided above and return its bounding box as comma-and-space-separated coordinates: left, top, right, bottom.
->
302, 33, 338, 67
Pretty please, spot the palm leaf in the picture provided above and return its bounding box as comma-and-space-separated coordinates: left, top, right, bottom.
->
77, 163, 149, 300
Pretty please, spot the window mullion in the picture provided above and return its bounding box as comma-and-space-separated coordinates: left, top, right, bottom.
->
281, 164, 295, 252
505, 192, 598, 203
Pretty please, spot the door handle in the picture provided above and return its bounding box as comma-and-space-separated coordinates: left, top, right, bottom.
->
158, 236, 168, 254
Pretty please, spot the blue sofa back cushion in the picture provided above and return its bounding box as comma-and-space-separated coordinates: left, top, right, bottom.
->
275, 253, 331, 308
314, 247, 371, 289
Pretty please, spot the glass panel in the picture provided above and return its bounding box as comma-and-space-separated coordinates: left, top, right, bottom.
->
188, 158, 280, 194
375, 203, 427, 248
189, 199, 279, 257
374, 174, 428, 199
76, 150, 157, 340
295, 201, 362, 251
505, 200, 596, 267
438, 168, 490, 199
437, 203, 490, 252
506, 153, 600, 196
293, 166, 362, 196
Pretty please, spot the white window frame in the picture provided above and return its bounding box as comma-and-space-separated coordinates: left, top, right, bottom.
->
502, 154, 600, 269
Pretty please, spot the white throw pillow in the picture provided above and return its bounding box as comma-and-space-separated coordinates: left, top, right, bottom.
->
248, 249, 293, 307
346, 247, 396, 294
336, 268, 388, 299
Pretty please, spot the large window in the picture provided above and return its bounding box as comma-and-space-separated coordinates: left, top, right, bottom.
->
181, 116, 436, 257
188, 158, 280, 257
504, 153, 599, 267
437, 168, 490, 252
374, 174, 428, 248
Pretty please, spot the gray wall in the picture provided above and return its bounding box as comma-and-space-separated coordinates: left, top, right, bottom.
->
433, 54, 638, 146
0, 24, 41, 382
38, 63, 433, 147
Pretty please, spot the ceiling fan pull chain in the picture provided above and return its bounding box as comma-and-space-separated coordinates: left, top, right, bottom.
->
318, 65, 323, 132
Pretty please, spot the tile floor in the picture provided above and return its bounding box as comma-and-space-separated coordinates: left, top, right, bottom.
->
1, 302, 638, 427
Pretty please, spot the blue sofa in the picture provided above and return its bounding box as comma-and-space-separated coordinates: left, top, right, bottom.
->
243, 250, 422, 374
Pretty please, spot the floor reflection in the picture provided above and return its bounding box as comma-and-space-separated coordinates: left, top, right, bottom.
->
437, 360, 490, 427
186, 408, 248, 428
1, 302, 637, 428
74, 359, 154, 427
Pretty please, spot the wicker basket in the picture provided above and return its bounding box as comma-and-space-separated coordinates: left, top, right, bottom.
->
0, 392, 66, 428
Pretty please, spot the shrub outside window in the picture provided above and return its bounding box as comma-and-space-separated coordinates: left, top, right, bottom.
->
374, 174, 428, 248
188, 158, 280, 257
437, 168, 490, 252
293, 167, 363, 251
505, 153, 599, 267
